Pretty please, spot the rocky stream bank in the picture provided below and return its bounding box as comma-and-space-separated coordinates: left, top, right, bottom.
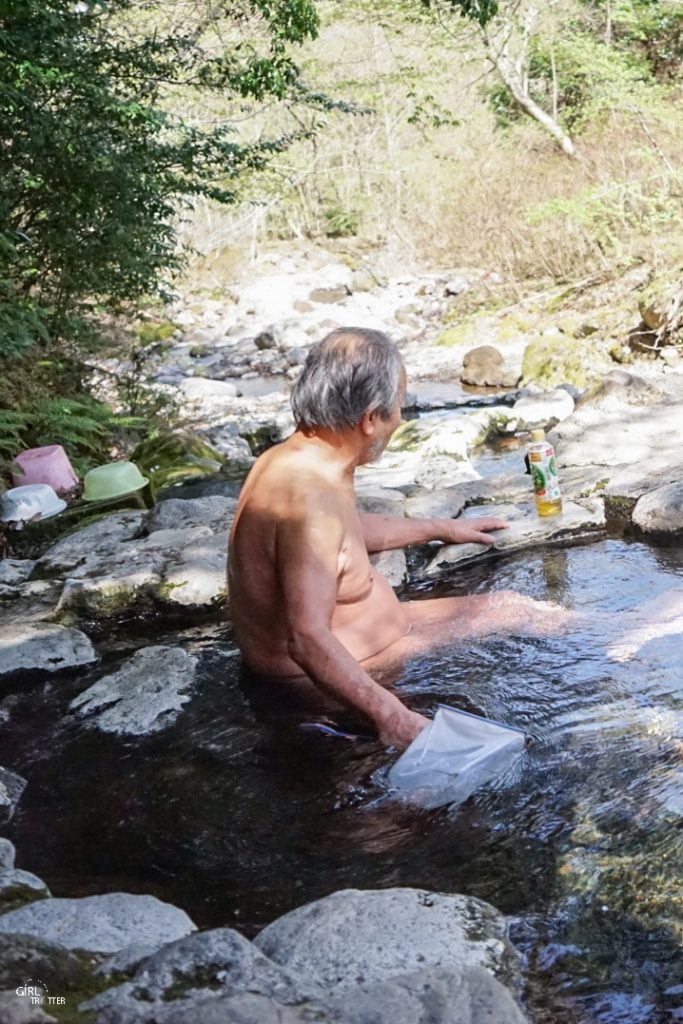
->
2, 249, 683, 1023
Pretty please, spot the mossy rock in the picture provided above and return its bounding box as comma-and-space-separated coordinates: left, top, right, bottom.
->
434, 323, 476, 347
521, 335, 601, 389
132, 430, 224, 497
137, 320, 176, 346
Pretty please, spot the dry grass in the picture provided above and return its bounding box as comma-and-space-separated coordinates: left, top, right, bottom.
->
177, 4, 683, 292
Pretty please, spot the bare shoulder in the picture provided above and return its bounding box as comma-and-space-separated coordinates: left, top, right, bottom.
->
239, 444, 342, 522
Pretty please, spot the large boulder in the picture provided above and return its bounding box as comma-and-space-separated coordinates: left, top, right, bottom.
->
632, 481, 683, 534
521, 334, 607, 389
460, 346, 505, 387
82, 927, 318, 1023
69, 646, 199, 736
0, 894, 195, 955
0, 624, 98, 682
142, 496, 236, 535
254, 887, 521, 991
319, 965, 529, 1024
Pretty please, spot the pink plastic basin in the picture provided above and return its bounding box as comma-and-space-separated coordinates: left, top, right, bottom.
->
12, 445, 79, 495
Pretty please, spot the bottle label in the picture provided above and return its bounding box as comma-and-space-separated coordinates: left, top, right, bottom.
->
529, 445, 561, 501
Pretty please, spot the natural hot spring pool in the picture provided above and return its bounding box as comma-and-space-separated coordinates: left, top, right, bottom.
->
3, 537, 683, 1023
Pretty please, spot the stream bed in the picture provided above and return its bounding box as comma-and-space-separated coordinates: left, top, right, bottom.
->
2, 537, 683, 1023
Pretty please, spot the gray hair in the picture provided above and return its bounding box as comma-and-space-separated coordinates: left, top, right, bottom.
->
290, 327, 403, 431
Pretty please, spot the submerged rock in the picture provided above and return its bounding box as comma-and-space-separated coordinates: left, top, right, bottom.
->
0, 840, 15, 870
69, 646, 199, 736
0, 893, 195, 954
0, 623, 98, 681
254, 887, 521, 991
0, 768, 26, 824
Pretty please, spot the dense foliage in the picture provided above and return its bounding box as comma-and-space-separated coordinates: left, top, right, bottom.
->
0, 0, 320, 358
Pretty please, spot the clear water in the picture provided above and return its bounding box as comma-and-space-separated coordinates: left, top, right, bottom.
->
3, 538, 683, 1023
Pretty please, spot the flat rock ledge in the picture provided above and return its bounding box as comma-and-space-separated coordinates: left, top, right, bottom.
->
0, 623, 98, 682
425, 498, 606, 575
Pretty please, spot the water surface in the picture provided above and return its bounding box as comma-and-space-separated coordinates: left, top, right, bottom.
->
3, 538, 683, 1023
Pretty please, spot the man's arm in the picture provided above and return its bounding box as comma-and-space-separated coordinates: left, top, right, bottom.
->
358, 512, 508, 553
276, 498, 428, 748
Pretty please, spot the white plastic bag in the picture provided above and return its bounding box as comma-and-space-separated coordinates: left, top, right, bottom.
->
388, 704, 527, 809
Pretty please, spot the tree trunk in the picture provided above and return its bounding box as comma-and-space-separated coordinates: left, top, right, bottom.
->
504, 71, 577, 157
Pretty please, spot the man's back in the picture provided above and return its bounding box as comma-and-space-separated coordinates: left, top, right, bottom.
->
228, 436, 409, 678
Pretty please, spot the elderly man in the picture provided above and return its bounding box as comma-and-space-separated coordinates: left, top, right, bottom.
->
228, 327, 566, 748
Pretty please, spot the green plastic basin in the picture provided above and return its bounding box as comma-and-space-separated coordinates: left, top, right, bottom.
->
82, 461, 149, 502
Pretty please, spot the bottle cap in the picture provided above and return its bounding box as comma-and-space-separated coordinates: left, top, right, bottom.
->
530, 429, 546, 442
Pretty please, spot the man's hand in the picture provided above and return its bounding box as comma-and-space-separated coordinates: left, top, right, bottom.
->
436, 516, 508, 547
377, 707, 430, 749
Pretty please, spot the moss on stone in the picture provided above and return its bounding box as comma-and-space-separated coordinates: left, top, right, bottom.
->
521, 335, 599, 389
434, 323, 476, 347
137, 320, 176, 346
387, 420, 425, 452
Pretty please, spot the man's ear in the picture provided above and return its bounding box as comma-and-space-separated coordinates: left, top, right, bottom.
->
359, 406, 379, 437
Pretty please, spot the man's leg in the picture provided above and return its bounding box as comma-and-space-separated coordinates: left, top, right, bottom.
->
361, 591, 572, 679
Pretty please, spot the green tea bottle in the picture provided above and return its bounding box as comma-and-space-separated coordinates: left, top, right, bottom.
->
528, 428, 563, 517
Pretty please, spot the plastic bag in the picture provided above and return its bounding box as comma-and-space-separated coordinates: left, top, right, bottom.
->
388, 704, 527, 809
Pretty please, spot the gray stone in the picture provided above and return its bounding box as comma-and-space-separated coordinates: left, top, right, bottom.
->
205, 428, 255, 467
0, 767, 26, 824
38, 512, 145, 576
94, 943, 162, 978
355, 488, 406, 516
0, 933, 95, 993
0, 869, 50, 907
425, 499, 606, 574
83, 927, 318, 1023
320, 965, 529, 1024
370, 550, 407, 589
52, 523, 229, 619
143, 496, 237, 535
415, 455, 480, 491
351, 268, 379, 292
405, 487, 467, 520
0, 893, 195, 954
254, 329, 277, 350
0, 624, 98, 680
461, 346, 505, 387
159, 530, 228, 609
149, 993, 306, 1024
632, 481, 683, 534
0, 990, 56, 1023
179, 377, 239, 400
509, 389, 575, 430
0, 839, 15, 870
69, 646, 198, 736
308, 286, 349, 304
254, 887, 520, 992
0, 561, 35, 586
